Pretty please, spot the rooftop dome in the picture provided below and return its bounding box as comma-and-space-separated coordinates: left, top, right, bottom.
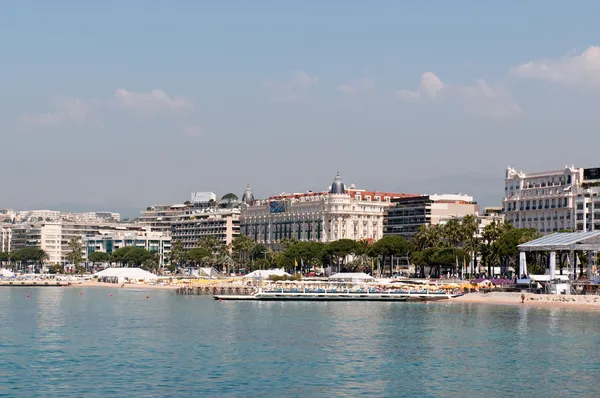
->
241, 184, 255, 204
329, 172, 345, 194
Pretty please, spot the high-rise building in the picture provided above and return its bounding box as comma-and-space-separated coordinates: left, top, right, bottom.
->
503, 165, 580, 233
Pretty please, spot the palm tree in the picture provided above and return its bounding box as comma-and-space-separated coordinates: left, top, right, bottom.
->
481, 221, 502, 276
461, 215, 479, 275
413, 224, 443, 250
66, 237, 84, 271
231, 234, 255, 269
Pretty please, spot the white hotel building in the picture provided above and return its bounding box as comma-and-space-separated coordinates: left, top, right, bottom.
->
240, 173, 412, 245
503, 166, 581, 233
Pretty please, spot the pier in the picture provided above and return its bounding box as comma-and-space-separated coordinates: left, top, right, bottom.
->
176, 284, 255, 296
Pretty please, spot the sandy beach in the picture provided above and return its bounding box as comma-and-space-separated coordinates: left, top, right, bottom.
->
447, 292, 600, 309
76, 280, 179, 290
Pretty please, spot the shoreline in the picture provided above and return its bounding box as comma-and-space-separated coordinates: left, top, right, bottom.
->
75, 281, 179, 290
444, 292, 600, 310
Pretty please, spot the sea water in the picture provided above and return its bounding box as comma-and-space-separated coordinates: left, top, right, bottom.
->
1, 287, 600, 397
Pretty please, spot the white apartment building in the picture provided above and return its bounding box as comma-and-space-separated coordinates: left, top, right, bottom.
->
13, 210, 120, 224
1, 225, 12, 252
575, 167, 600, 232
10, 221, 170, 265
0, 209, 15, 223
503, 166, 581, 233
16, 210, 61, 223
138, 204, 190, 233
84, 229, 171, 266
384, 194, 479, 237
240, 174, 410, 245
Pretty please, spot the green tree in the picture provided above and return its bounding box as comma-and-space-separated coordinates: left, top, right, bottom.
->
369, 235, 414, 276
88, 251, 110, 267
168, 240, 186, 270
0, 252, 8, 265
187, 247, 211, 265
141, 255, 160, 273
480, 221, 503, 276
492, 227, 541, 275
47, 264, 63, 274
413, 224, 443, 250
197, 236, 230, 272
66, 237, 84, 268
220, 193, 239, 208
123, 247, 155, 267
220, 193, 239, 202
111, 247, 134, 266
326, 239, 360, 272
231, 234, 255, 266
461, 215, 479, 275
14, 247, 48, 273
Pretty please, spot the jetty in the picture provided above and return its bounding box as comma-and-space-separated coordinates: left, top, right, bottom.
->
176, 284, 255, 296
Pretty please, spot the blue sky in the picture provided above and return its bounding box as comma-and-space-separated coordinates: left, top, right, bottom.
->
3, 1, 600, 216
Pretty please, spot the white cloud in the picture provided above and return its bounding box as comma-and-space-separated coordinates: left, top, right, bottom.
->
511, 46, 600, 87
114, 89, 190, 110
397, 72, 521, 119
22, 96, 90, 127
396, 72, 444, 101
264, 71, 318, 102
337, 78, 375, 95
22, 89, 192, 128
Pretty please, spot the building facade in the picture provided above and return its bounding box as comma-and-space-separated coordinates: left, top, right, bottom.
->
84, 229, 171, 266
575, 167, 600, 232
503, 166, 581, 233
240, 173, 412, 245
9, 221, 171, 265
0, 225, 12, 252
384, 194, 479, 237
171, 208, 240, 250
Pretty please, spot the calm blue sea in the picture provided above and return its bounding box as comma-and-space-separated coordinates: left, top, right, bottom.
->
1, 287, 600, 397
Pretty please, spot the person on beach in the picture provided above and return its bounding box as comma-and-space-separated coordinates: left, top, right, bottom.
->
521, 293, 525, 304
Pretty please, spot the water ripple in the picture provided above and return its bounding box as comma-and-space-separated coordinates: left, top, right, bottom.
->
1, 288, 600, 397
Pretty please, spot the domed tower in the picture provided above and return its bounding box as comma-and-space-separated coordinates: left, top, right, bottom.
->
241, 184, 255, 205
329, 172, 345, 194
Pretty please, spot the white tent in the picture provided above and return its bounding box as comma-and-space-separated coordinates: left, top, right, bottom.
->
329, 272, 374, 283
0, 268, 15, 277
94, 267, 158, 282
199, 267, 224, 279
243, 269, 290, 279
